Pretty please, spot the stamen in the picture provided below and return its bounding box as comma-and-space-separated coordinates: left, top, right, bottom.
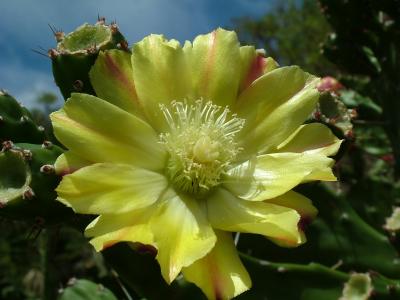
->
160, 100, 245, 195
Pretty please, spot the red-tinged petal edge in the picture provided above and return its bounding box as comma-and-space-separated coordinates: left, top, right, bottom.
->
103, 52, 139, 103
241, 53, 266, 91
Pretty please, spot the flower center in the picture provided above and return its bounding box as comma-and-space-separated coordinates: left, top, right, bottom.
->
160, 100, 245, 196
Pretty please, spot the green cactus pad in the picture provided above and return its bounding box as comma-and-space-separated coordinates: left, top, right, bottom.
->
0, 149, 31, 204
50, 21, 128, 99
0, 142, 72, 223
0, 91, 46, 143
58, 279, 117, 300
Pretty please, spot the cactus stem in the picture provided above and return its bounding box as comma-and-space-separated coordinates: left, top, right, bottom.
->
50, 21, 127, 99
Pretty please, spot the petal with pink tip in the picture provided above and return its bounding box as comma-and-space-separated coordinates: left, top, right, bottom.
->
182, 230, 251, 300
90, 50, 141, 115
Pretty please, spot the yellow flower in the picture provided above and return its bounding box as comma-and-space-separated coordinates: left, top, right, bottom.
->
50, 28, 342, 300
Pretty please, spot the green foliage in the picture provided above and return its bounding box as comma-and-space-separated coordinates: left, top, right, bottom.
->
320, 0, 400, 177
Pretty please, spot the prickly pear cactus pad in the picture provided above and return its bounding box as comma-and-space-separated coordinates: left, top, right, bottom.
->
0, 141, 72, 222
0, 146, 31, 204
50, 28, 343, 299
49, 19, 128, 99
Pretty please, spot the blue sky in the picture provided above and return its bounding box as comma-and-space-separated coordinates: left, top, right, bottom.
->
0, 0, 273, 107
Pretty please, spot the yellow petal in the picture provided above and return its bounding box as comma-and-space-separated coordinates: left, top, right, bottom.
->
277, 123, 343, 156
56, 163, 167, 214
266, 191, 318, 220
234, 66, 320, 157
90, 50, 141, 115
182, 230, 251, 300
238, 46, 257, 91
131, 34, 191, 131
85, 207, 154, 251
54, 151, 92, 176
238, 46, 279, 92
224, 152, 336, 201
50, 93, 166, 171
150, 188, 216, 283
207, 188, 302, 246
265, 191, 317, 248
189, 28, 241, 107
263, 56, 279, 73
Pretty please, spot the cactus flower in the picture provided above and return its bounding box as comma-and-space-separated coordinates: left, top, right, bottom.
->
51, 29, 342, 299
